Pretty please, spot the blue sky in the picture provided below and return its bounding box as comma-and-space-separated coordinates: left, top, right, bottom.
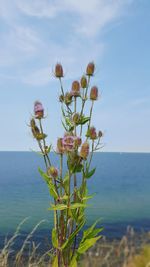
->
0, 0, 150, 152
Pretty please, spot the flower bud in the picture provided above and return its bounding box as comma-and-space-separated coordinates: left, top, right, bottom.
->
80, 142, 89, 160
80, 75, 87, 88
71, 81, 80, 97
55, 63, 63, 78
47, 166, 58, 178
64, 92, 72, 106
34, 101, 44, 119
59, 94, 64, 103
72, 113, 80, 125
98, 131, 103, 138
86, 62, 95, 76
88, 127, 97, 140
90, 86, 98, 101
31, 125, 40, 138
57, 138, 64, 154
36, 133, 47, 141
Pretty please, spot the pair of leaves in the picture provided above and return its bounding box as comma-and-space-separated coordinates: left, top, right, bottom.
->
77, 236, 101, 254
49, 203, 87, 211
78, 116, 90, 125
77, 220, 103, 254
84, 167, 96, 179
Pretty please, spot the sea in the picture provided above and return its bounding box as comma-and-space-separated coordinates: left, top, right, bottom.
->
0, 152, 150, 250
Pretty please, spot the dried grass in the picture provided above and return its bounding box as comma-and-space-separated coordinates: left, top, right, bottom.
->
0, 222, 150, 267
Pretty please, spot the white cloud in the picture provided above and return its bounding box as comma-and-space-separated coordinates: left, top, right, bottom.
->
15, 0, 133, 37
0, 0, 133, 85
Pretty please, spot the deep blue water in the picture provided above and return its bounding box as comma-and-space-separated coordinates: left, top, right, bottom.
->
0, 152, 150, 246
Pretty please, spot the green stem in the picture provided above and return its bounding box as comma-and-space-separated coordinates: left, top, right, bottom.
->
80, 76, 90, 136
39, 119, 51, 166
88, 140, 94, 169
88, 100, 94, 131
59, 77, 65, 97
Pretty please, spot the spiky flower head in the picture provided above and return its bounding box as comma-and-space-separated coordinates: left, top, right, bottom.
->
98, 131, 103, 138
86, 62, 95, 76
34, 101, 44, 119
62, 135, 76, 152
47, 166, 58, 178
64, 92, 72, 106
72, 113, 80, 125
55, 63, 63, 78
57, 138, 64, 154
80, 142, 89, 160
71, 81, 80, 97
59, 94, 64, 103
88, 127, 97, 140
80, 75, 87, 88
90, 86, 98, 101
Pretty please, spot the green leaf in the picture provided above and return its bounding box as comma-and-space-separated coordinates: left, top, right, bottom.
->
70, 203, 87, 209
61, 194, 68, 201
79, 116, 90, 125
70, 256, 77, 267
52, 256, 58, 267
81, 221, 103, 247
38, 167, 50, 183
49, 204, 68, 211
82, 220, 99, 241
82, 194, 95, 201
72, 164, 83, 173
77, 236, 101, 254
65, 117, 73, 128
85, 167, 96, 179
49, 182, 58, 199
61, 219, 85, 250
52, 228, 58, 248
86, 228, 103, 239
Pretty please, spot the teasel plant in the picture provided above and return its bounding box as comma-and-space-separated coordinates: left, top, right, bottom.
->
29, 62, 104, 267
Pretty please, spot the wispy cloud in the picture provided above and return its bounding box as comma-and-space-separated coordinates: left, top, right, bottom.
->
0, 0, 133, 85
15, 0, 133, 37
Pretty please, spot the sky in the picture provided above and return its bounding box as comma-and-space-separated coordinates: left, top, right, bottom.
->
0, 0, 150, 152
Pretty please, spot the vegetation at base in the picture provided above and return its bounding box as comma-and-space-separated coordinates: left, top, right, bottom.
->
0, 221, 150, 267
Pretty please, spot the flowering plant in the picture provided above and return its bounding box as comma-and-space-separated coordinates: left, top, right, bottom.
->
29, 62, 103, 267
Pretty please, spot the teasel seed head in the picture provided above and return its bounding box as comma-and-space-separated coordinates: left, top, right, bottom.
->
47, 166, 58, 178
98, 131, 103, 138
34, 101, 44, 119
59, 94, 64, 103
86, 62, 95, 76
57, 138, 64, 154
64, 92, 72, 106
80, 142, 89, 160
71, 81, 80, 97
80, 75, 87, 88
72, 113, 80, 125
55, 63, 63, 78
88, 127, 97, 140
90, 86, 98, 101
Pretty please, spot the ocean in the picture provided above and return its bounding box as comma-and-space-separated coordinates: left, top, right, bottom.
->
0, 152, 150, 248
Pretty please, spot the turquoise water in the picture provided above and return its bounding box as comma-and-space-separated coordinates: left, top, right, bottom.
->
0, 152, 150, 240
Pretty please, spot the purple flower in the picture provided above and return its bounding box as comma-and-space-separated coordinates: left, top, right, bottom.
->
62, 135, 76, 152
34, 101, 44, 119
